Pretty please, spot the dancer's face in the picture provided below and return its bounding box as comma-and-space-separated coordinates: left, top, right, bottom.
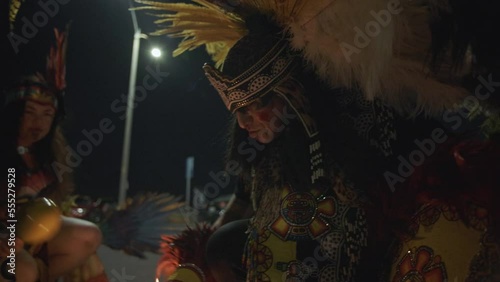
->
18, 100, 55, 146
235, 94, 287, 144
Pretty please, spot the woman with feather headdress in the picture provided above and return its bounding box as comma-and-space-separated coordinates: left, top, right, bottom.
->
0, 29, 107, 282
136, 0, 500, 281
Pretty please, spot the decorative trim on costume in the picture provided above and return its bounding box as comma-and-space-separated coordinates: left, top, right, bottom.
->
392, 246, 447, 282
203, 39, 298, 113
273, 79, 326, 184
408, 202, 490, 239
280, 260, 317, 280
269, 184, 336, 240
466, 231, 500, 281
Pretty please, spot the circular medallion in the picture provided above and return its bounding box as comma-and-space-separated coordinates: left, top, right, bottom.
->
280, 192, 316, 226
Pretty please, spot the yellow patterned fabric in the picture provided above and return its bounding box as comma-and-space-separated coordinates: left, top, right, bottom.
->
168, 264, 205, 282
246, 230, 297, 281
390, 203, 499, 281
245, 177, 368, 281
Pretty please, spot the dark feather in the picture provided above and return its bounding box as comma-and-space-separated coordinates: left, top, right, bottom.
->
99, 193, 193, 258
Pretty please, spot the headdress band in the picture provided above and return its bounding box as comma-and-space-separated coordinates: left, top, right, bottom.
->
4, 27, 67, 109
203, 39, 298, 112
5, 82, 58, 108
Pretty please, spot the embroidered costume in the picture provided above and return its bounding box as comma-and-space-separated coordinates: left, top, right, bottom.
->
135, 0, 500, 281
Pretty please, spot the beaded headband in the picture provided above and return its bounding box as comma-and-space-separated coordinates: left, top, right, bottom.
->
203, 39, 298, 113
5, 81, 59, 108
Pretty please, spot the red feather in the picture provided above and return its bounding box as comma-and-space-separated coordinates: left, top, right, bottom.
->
384, 138, 500, 239
46, 27, 68, 92
156, 223, 216, 282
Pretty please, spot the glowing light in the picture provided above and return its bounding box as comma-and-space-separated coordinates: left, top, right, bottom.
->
151, 48, 162, 58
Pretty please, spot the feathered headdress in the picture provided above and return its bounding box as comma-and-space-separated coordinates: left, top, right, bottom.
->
45, 28, 68, 94
5, 27, 68, 109
134, 0, 480, 116
8, 0, 23, 31
136, 0, 246, 69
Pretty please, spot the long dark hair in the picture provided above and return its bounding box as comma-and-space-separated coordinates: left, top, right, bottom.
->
223, 66, 388, 192
0, 98, 73, 205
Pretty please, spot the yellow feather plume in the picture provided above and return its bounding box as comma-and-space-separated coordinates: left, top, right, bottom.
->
9, 0, 23, 31
134, 0, 247, 68
236, 0, 467, 116
136, 0, 469, 116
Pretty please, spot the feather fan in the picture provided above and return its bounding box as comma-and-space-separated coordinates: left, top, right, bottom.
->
98, 193, 193, 258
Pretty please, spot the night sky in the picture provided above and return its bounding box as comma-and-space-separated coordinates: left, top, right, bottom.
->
2, 0, 232, 201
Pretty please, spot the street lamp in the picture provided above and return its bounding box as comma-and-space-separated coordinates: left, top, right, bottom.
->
118, 0, 160, 207
151, 47, 162, 58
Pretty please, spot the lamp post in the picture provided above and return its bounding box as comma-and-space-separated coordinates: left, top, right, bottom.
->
118, 0, 160, 207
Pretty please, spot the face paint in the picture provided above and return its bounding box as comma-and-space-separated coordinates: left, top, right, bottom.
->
235, 95, 286, 144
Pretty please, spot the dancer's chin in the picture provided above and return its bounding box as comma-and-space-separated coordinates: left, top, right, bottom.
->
253, 130, 275, 144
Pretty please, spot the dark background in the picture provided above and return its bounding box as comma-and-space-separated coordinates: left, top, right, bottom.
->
2, 0, 232, 202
